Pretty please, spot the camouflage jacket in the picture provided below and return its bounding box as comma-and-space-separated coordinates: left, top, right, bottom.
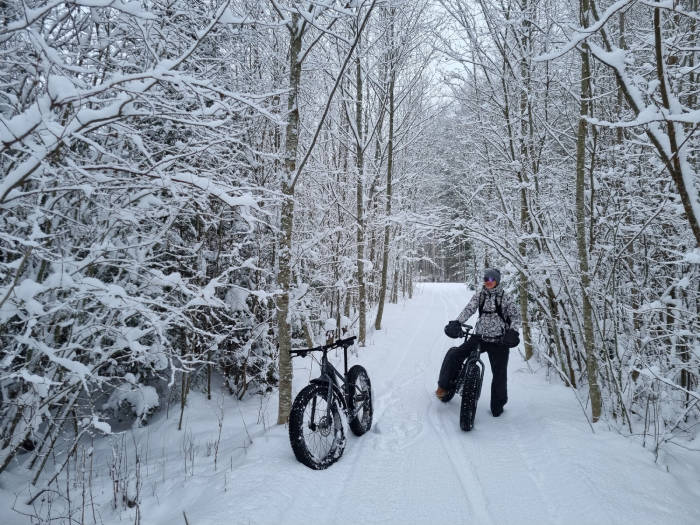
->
456, 284, 521, 343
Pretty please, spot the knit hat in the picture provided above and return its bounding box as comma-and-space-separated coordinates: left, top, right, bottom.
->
483, 268, 501, 283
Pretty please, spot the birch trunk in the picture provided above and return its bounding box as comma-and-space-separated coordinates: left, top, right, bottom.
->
355, 43, 367, 345
374, 15, 395, 331
577, 0, 602, 422
276, 14, 302, 425
518, 0, 534, 360
653, 7, 700, 246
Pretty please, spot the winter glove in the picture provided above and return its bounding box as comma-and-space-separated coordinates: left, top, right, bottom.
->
501, 328, 520, 348
444, 320, 463, 339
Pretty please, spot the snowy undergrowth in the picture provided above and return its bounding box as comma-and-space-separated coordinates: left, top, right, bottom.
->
0, 387, 277, 525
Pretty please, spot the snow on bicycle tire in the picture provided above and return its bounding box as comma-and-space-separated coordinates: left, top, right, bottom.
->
460, 365, 480, 431
289, 384, 346, 469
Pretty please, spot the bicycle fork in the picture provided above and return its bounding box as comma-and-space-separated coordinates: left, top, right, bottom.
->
307, 379, 335, 433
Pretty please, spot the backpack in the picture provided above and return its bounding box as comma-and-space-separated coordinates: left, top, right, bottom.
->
478, 291, 509, 326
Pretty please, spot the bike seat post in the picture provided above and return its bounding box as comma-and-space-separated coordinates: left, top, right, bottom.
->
319, 348, 328, 376
343, 346, 348, 377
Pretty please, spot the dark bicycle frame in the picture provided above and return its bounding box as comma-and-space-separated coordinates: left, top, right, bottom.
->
290, 335, 369, 422
455, 324, 486, 399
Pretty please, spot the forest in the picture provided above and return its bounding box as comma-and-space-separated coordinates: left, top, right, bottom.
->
0, 0, 698, 522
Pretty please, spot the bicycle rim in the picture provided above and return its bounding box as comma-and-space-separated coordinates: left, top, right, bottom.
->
289, 384, 345, 469
348, 365, 373, 435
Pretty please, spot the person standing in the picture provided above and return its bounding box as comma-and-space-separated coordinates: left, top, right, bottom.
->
436, 268, 521, 417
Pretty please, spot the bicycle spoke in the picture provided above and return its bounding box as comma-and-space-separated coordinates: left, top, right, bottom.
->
354, 376, 370, 423
347, 365, 373, 436
301, 393, 338, 461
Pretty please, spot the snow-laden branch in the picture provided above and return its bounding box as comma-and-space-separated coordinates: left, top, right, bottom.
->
533, 0, 634, 62
0, 0, 247, 206
3, 0, 157, 34
587, 110, 700, 128
291, 0, 378, 189
638, 0, 700, 22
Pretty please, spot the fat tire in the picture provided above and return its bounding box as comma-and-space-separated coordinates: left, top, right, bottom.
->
460, 365, 480, 431
289, 383, 345, 469
347, 365, 373, 436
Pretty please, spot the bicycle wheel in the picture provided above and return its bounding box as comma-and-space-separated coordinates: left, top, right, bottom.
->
460, 365, 480, 431
347, 365, 373, 436
289, 383, 346, 469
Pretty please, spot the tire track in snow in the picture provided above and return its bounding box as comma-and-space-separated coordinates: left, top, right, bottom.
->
323, 283, 477, 524
428, 293, 554, 524
499, 391, 571, 523
424, 284, 495, 524
426, 402, 495, 525
457, 405, 558, 524
319, 285, 438, 523
501, 388, 611, 522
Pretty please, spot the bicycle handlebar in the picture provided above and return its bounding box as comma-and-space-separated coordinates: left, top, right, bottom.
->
290, 335, 357, 357
458, 323, 473, 338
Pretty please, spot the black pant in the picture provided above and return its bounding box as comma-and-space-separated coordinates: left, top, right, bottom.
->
438, 337, 509, 413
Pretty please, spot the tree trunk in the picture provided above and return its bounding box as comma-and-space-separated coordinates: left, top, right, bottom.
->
391, 252, 400, 303
355, 42, 367, 345
374, 19, 395, 331
518, 0, 534, 360
276, 15, 302, 425
588, 0, 700, 246
653, 7, 700, 246
577, 0, 602, 422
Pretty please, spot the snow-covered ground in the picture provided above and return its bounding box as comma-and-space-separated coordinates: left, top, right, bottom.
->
2, 283, 699, 524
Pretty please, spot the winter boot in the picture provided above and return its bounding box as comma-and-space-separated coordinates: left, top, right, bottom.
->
435, 386, 448, 399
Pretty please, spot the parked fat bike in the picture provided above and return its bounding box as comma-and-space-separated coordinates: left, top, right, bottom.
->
288, 335, 373, 469
439, 324, 485, 431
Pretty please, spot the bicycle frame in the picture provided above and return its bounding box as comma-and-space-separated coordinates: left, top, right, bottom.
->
291, 336, 367, 421
456, 326, 485, 398
310, 350, 349, 416
456, 346, 485, 397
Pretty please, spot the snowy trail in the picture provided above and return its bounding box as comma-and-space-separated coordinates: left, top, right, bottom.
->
5, 283, 698, 525
206, 283, 699, 525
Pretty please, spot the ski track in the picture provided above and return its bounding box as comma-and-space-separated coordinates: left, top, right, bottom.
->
115, 283, 700, 525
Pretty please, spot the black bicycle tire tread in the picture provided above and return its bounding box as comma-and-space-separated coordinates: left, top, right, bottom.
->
288, 383, 345, 469
347, 365, 373, 436
460, 366, 480, 431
